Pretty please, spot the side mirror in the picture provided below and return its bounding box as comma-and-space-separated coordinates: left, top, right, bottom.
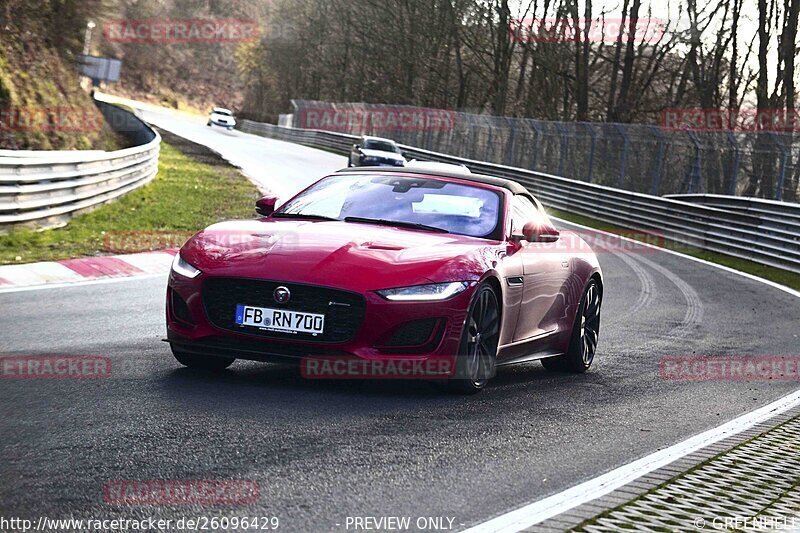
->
353, 144, 360, 150
522, 220, 560, 243
255, 195, 279, 216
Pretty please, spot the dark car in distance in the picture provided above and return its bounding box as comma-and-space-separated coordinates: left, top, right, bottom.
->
348, 136, 406, 167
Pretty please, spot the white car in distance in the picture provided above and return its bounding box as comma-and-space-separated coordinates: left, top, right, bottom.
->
207, 108, 236, 130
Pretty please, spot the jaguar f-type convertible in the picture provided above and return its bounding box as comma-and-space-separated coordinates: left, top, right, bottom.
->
166, 166, 602, 393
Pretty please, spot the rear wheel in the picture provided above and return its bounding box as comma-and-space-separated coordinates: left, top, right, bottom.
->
171, 346, 234, 371
542, 279, 601, 373
449, 284, 500, 394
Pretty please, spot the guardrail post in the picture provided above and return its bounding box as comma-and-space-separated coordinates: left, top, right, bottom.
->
484, 117, 494, 163
614, 124, 629, 188
585, 124, 596, 183
649, 126, 666, 195
530, 121, 541, 171
769, 133, 789, 200
725, 132, 741, 196
556, 122, 568, 176
290, 100, 300, 128
505, 118, 517, 166
465, 116, 476, 160
681, 132, 703, 193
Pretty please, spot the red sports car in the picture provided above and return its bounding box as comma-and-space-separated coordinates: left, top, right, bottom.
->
166, 166, 602, 393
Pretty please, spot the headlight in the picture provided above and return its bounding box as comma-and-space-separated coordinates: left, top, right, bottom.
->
171, 253, 201, 278
376, 282, 470, 301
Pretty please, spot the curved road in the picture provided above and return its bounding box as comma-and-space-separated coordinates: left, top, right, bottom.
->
1, 104, 799, 531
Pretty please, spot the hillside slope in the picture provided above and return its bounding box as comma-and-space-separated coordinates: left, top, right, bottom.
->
0, 28, 124, 150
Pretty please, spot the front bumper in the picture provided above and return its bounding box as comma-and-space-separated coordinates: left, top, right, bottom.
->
166, 272, 473, 379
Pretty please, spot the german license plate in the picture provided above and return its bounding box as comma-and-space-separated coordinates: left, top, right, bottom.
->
235, 304, 324, 335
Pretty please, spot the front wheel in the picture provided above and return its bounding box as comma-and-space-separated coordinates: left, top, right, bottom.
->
449, 284, 500, 394
542, 279, 601, 373
172, 347, 234, 371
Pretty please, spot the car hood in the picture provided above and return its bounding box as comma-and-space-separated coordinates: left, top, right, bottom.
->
360, 149, 405, 161
180, 219, 502, 292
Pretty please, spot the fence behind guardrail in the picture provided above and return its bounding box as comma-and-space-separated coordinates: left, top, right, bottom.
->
287, 100, 800, 202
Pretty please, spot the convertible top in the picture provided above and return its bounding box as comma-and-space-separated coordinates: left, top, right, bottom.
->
337, 165, 530, 195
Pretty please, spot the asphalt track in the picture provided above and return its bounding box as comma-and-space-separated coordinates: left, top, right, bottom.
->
1, 104, 799, 531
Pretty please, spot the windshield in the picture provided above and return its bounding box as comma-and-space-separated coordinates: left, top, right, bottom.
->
213, 109, 232, 116
277, 174, 502, 238
363, 140, 399, 153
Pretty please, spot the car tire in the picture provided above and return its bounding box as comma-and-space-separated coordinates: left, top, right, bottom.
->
448, 283, 500, 394
541, 279, 601, 373
171, 347, 235, 371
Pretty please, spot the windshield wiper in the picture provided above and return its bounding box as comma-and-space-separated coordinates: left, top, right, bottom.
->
272, 213, 339, 221
344, 216, 449, 233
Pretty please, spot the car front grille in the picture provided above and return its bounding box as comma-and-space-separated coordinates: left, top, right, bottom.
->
202, 277, 365, 343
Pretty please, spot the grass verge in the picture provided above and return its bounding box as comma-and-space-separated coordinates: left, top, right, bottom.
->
550, 209, 800, 291
0, 130, 259, 264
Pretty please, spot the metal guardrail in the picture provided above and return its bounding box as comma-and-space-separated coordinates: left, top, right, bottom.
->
666, 194, 800, 229
239, 119, 800, 274
0, 102, 160, 230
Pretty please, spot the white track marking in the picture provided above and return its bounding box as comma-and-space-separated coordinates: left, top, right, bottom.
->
463, 389, 800, 532
462, 217, 800, 533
